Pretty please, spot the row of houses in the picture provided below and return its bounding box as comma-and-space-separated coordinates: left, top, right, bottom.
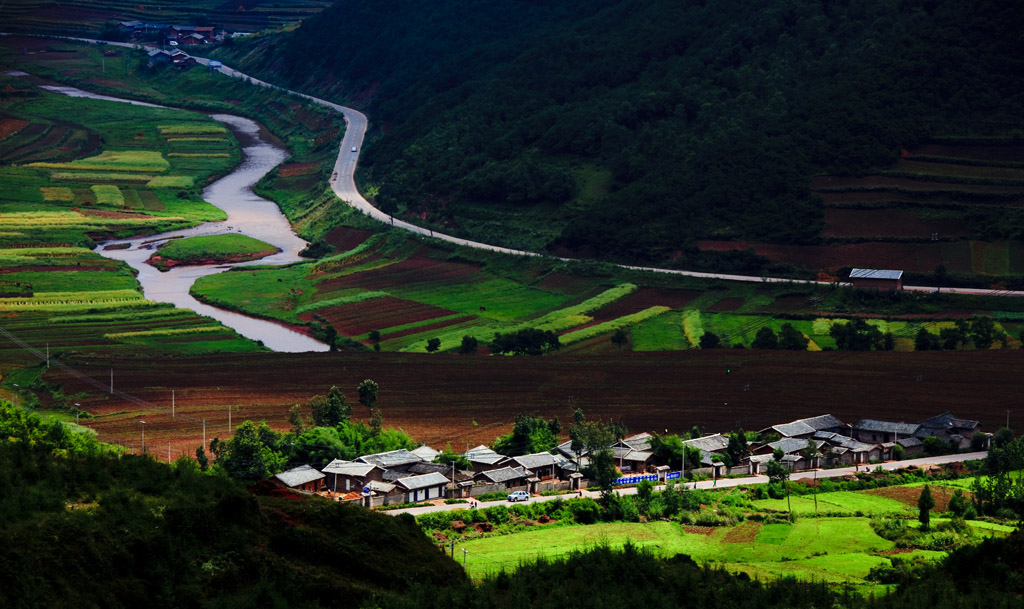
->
118, 21, 228, 45
146, 48, 197, 68
271, 411, 983, 506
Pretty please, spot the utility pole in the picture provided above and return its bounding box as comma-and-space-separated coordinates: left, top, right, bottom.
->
110, 368, 113, 394
462, 548, 467, 569
140, 420, 145, 453
228, 405, 231, 434
202, 419, 206, 449
168, 441, 171, 463
172, 390, 175, 418
46, 343, 49, 368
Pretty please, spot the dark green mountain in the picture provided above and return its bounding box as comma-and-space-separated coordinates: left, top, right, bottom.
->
224, 0, 1024, 266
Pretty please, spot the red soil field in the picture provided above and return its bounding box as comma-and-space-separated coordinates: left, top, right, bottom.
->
707, 297, 745, 312
817, 190, 1024, 207
810, 175, 1024, 194
697, 240, 948, 273
823, 209, 966, 239
44, 349, 1023, 461
0, 118, 29, 140
382, 315, 477, 340
300, 296, 458, 336
316, 255, 482, 292
323, 226, 373, 252
588, 288, 702, 324
534, 272, 601, 294
892, 159, 1024, 181
908, 143, 1024, 163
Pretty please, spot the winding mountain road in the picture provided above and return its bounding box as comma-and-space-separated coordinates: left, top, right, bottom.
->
10, 34, 1024, 295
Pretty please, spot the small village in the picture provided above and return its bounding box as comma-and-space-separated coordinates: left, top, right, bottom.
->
271, 411, 986, 508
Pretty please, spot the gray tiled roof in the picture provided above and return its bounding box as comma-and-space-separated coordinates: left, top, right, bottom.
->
357, 449, 422, 469
768, 437, 814, 455
365, 480, 396, 493
555, 440, 587, 459
855, 419, 920, 435
396, 472, 450, 491
321, 459, 377, 477
683, 433, 730, 453
274, 464, 324, 487
897, 437, 923, 448
411, 445, 441, 461
850, 268, 903, 280
772, 421, 816, 437
476, 466, 532, 484
465, 445, 506, 465
798, 414, 846, 431
621, 432, 653, 452
511, 452, 557, 470
813, 431, 874, 453
919, 412, 979, 431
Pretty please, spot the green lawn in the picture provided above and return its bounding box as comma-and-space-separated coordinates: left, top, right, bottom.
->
152, 234, 279, 269
750, 491, 910, 516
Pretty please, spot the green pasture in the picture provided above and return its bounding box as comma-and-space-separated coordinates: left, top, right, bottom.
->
457, 518, 896, 585
191, 264, 318, 323
630, 311, 684, 350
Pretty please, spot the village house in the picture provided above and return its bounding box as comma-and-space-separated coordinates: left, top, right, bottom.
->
464, 445, 507, 473
812, 431, 882, 465
274, 464, 325, 493
761, 414, 847, 440
395, 472, 450, 503
411, 445, 441, 462
506, 452, 558, 480
853, 419, 921, 444
320, 459, 384, 494
357, 448, 423, 473
849, 268, 904, 291
474, 465, 533, 490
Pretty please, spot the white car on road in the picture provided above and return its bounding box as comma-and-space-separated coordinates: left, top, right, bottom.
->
507, 490, 530, 502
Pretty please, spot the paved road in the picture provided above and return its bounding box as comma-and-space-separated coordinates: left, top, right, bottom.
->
11, 33, 1024, 296
390, 451, 988, 517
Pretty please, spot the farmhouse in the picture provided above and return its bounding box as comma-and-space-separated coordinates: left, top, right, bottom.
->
357, 448, 423, 472
321, 459, 384, 494
849, 268, 903, 291
411, 445, 441, 461
853, 419, 920, 444
395, 472, 450, 503
274, 464, 324, 493
465, 444, 507, 473
474, 465, 533, 489
813, 431, 881, 465
761, 414, 847, 439
506, 452, 558, 480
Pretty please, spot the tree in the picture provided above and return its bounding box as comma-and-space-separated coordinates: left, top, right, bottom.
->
751, 327, 778, 349
777, 323, 809, 351
830, 319, 884, 351
492, 414, 560, 456
491, 328, 561, 355
357, 379, 379, 411
611, 327, 629, 350
434, 443, 471, 469
195, 445, 209, 471
210, 420, 286, 480
915, 327, 940, 351
947, 489, 968, 518
368, 329, 382, 351
287, 404, 307, 434
918, 484, 935, 529
971, 317, 999, 349
310, 386, 350, 427
570, 410, 627, 495
699, 331, 721, 349
726, 429, 748, 465
425, 338, 441, 352
459, 335, 479, 354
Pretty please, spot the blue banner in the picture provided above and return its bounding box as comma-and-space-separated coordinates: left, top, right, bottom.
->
613, 474, 658, 486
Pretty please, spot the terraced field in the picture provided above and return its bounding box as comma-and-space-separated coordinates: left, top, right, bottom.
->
701, 139, 1024, 278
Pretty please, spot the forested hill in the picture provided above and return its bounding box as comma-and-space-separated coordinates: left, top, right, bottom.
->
224, 0, 1024, 266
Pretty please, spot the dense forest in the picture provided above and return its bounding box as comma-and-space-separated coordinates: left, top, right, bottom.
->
221, 0, 1024, 267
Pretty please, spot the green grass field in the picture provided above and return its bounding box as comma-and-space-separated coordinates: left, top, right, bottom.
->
457, 518, 897, 586
151, 234, 279, 270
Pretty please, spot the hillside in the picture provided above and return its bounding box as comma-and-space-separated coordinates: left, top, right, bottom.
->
222, 0, 1024, 268
0, 400, 464, 608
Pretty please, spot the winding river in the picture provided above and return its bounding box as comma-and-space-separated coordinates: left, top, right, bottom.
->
45, 86, 328, 352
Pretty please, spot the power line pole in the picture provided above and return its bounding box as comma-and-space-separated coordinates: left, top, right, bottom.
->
172, 390, 175, 418
110, 368, 113, 394
202, 419, 206, 449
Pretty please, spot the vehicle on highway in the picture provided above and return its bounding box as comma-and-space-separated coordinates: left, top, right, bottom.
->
351, 146, 357, 152
507, 490, 530, 502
